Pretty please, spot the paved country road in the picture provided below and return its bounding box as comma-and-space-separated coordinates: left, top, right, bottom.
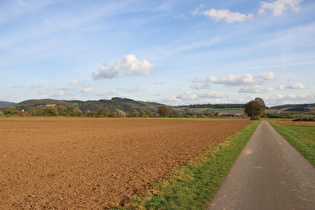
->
208, 120, 315, 210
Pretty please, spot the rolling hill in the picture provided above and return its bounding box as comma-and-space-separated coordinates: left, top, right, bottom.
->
7, 98, 164, 113
0, 101, 16, 107
0, 98, 314, 116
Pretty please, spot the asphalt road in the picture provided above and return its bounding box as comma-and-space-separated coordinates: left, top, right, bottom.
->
207, 120, 315, 210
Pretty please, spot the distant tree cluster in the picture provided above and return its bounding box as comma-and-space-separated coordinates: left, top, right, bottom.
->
0, 106, 155, 118
2, 97, 314, 119
0, 104, 251, 119
175, 103, 245, 109
1, 109, 16, 115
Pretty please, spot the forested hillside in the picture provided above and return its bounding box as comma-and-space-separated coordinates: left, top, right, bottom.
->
0, 97, 314, 118
0, 101, 16, 107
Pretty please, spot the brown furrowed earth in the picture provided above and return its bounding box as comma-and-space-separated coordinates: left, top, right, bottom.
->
272, 120, 315, 127
0, 117, 252, 209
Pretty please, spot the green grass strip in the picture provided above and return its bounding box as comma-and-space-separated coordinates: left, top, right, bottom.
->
287, 126, 315, 143
115, 120, 260, 209
269, 122, 315, 165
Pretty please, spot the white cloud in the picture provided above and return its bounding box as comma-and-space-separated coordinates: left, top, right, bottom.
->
82, 87, 94, 93
202, 9, 254, 23
259, 72, 276, 80
239, 85, 274, 93
93, 54, 154, 80
278, 85, 286, 90
177, 91, 226, 100
177, 92, 199, 100
191, 4, 205, 15
93, 65, 118, 80
278, 82, 307, 90
154, 96, 183, 105
115, 54, 153, 75
201, 91, 226, 98
259, 0, 302, 16
207, 74, 258, 86
71, 80, 80, 85
194, 72, 277, 88
266, 94, 315, 105
290, 83, 306, 89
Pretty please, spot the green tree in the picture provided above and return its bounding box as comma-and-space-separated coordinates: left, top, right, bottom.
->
67, 107, 82, 116
2, 109, 15, 116
143, 109, 153, 117
244, 97, 266, 120
99, 107, 111, 117
39, 107, 59, 116
158, 105, 170, 117
27, 109, 37, 116
2, 109, 9, 115
111, 109, 126, 118
139, 110, 147, 117
57, 108, 68, 116
129, 109, 139, 117
86, 111, 97, 117
214, 112, 221, 117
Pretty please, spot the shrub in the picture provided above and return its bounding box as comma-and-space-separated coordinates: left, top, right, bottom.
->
293, 116, 315, 121
111, 109, 126, 118
251, 115, 261, 120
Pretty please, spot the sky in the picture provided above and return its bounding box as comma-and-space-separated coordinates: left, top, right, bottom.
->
1, 0, 314, 106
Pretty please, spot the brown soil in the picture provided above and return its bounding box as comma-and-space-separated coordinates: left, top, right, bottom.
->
272, 120, 315, 127
0, 118, 252, 208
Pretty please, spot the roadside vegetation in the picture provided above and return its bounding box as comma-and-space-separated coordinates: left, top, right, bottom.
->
268, 121, 315, 165
113, 120, 260, 209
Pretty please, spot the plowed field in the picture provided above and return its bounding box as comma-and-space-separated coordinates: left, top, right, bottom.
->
272, 120, 315, 127
0, 118, 252, 208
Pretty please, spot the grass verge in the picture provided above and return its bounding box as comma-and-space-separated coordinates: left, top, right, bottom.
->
286, 126, 315, 143
269, 122, 315, 165
114, 120, 260, 209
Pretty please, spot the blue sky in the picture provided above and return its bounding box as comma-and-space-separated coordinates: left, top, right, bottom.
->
1, 0, 314, 106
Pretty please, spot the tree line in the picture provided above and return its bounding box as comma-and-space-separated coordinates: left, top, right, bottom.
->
1, 104, 246, 118
1, 107, 155, 118
1, 98, 277, 120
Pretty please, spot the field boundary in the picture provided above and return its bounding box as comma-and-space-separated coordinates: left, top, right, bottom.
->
118, 120, 260, 209
268, 121, 315, 165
